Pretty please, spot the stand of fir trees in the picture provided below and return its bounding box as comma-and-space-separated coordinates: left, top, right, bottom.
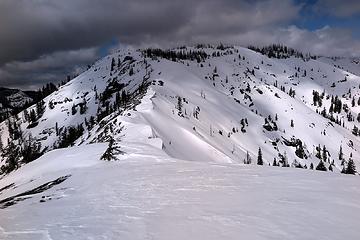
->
248, 44, 316, 60
21, 135, 43, 164
0, 141, 20, 174
143, 48, 208, 63
56, 124, 85, 149
0, 118, 44, 174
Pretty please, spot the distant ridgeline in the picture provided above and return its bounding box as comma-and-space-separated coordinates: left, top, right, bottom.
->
248, 44, 317, 60
0, 83, 58, 122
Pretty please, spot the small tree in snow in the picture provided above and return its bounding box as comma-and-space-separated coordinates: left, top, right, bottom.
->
101, 137, 123, 161
338, 145, 343, 161
316, 160, 327, 171
176, 96, 183, 114
272, 158, 278, 166
322, 145, 327, 162
244, 151, 252, 164
257, 147, 263, 165
328, 164, 333, 172
71, 104, 77, 115
80, 99, 88, 115
345, 158, 357, 175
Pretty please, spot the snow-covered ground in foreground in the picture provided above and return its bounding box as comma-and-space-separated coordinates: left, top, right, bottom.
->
0, 143, 359, 240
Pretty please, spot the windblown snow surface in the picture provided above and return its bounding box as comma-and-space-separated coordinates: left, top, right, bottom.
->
1, 46, 360, 239
0, 141, 359, 240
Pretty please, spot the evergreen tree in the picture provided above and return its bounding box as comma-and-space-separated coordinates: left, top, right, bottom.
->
257, 147, 263, 165
21, 135, 42, 163
352, 125, 359, 136
101, 137, 123, 161
316, 160, 327, 171
55, 122, 59, 136
48, 101, 55, 110
295, 143, 306, 159
129, 67, 134, 76
111, 58, 115, 71
338, 145, 343, 160
56, 124, 84, 148
79, 99, 88, 115
272, 158, 277, 166
176, 96, 183, 113
345, 158, 357, 175
121, 90, 128, 106
1, 141, 20, 174
115, 92, 121, 109
71, 104, 77, 115
23, 109, 29, 121
29, 109, 37, 123
315, 144, 321, 159
328, 164, 333, 172
310, 162, 314, 170
244, 151, 251, 164
36, 100, 46, 117
322, 145, 327, 162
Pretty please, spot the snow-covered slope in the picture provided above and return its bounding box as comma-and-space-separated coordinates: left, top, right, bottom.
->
1, 45, 360, 172
0, 142, 359, 240
1, 45, 360, 239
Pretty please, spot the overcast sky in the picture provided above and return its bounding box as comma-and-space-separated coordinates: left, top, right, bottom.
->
1, 0, 360, 90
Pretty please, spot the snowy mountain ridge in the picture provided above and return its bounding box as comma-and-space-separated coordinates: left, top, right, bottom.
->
0, 87, 36, 122
2, 44, 359, 172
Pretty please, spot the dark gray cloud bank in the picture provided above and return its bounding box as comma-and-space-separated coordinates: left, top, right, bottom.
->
0, 0, 359, 89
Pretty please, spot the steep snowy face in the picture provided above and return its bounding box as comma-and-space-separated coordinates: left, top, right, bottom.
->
133, 46, 360, 172
1, 45, 360, 174
0, 47, 150, 153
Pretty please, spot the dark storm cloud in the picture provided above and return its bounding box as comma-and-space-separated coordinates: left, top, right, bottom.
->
0, 0, 360, 89
0, 48, 98, 89
0, 0, 300, 65
0, 0, 186, 65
